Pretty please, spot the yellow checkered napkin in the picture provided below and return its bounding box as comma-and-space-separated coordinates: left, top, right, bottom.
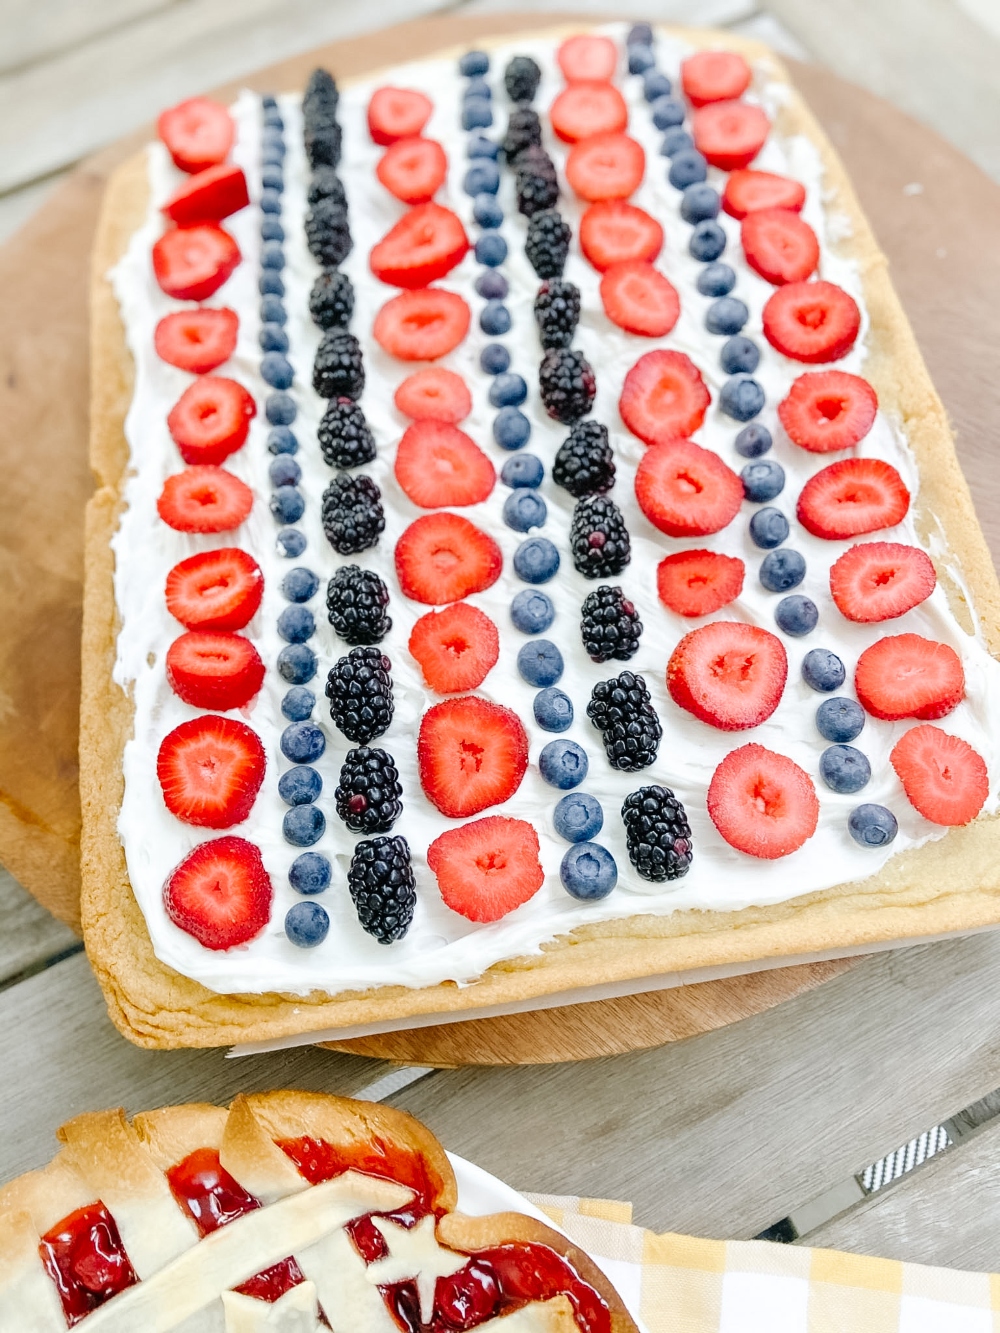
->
525, 1194, 1000, 1332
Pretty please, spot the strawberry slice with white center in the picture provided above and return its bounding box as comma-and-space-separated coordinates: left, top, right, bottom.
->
557, 34, 617, 82
723, 169, 806, 219
428, 816, 544, 922
778, 371, 878, 453
165, 630, 265, 711
708, 744, 819, 858
163, 836, 272, 950
668, 621, 787, 730
162, 163, 249, 226
829, 542, 936, 623
154, 308, 238, 374
152, 224, 240, 302
376, 136, 447, 204
394, 420, 495, 508
157, 466, 253, 533
550, 82, 628, 143
165, 548, 263, 631
393, 368, 472, 423
619, 350, 710, 445
157, 97, 234, 173
157, 715, 265, 828
367, 86, 433, 145
418, 697, 528, 818
369, 203, 469, 289
741, 208, 819, 285
855, 634, 964, 721
635, 439, 743, 538
797, 457, 910, 539
373, 289, 470, 361
167, 376, 256, 466
579, 200, 663, 271
566, 133, 645, 201
890, 725, 989, 826
656, 550, 745, 617
692, 100, 770, 171
408, 603, 500, 693
681, 50, 752, 106
762, 280, 861, 363
395, 512, 502, 604
599, 262, 680, 337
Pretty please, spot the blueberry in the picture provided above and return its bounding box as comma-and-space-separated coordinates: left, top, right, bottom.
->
285, 900, 330, 946
476, 234, 508, 268
260, 189, 283, 214
553, 792, 604, 843
464, 161, 500, 196
281, 686, 315, 721
534, 686, 573, 732
261, 93, 278, 108
503, 489, 547, 532
260, 216, 285, 241
514, 536, 560, 583
464, 76, 492, 102
696, 262, 736, 296
462, 98, 493, 131
259, 273, 285, 298
775, 593, 818, 636
277, 642, 317, 683
278, 765, 322, 805
270, 486, 305, 524
628, 44, 655, 74
660, 127, 693, 157
493, 406, 531, 449
261, 144, 284, 168
281, 566, 319, 602
511, 588, 555, 634
681, 183, 720, 222
628, 22, 654, 44
721, 336, 760, 374
459, 49, 489, 76
480, 343, 511, 375
269, 455, 301, 487
480, 300, 511, 335
276, 527, 307, 558
741, 459, 785, 502
266, 392, 296, 425
261, 351, 293, 389
277, 604, 315, 643
848, 803, 898, 848
475, 270, 508, 299
467, 134, 499, 159
652, 96, 685, 130
261, 164, 284, 192
517, 639, 564, 686
283, 804, 325, 848
489, 372, 527, 407
643, 70, 673, 101
539, 739, 589, 790
473, 194, 504, 228
820, 744, 871, 794
721, 375, 765, 422
560, 842, 617, 899
260, 322, 289, 353
690, 220, 728, 262
706, 297, 749, 336
260, 293, 286, 322
261, 128, 285, 152
749, 507, 789, 549
501, 453, 543, 488
281, 720, 325, 763
759, 547, 806, 593
289, 851, 331, 895
734, 422, 772, 458
802, 648, 846, 693
668, 149, 707, 189
817, 696, 865, 743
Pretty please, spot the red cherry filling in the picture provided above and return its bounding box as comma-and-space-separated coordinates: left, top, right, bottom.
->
39, 1203, 138, 1325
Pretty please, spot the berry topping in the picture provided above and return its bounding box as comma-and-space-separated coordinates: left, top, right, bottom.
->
848, 804, 898, 848
165, 548, 263, 631
778, 371, 878, 453
304, 198, 352, 268
820, 744, 871, 794
534, 279, 581, 350
163, 836, 271, 950
566, 133, 645, 201
817, 696, 865, 743
855, 634, 964, 721
890, 725, 989, 826
394, 368, 472, 424
152, 224, 240, 301
503, 490, 547, 531
557, 34, 618, 82
553, 420, 615, 498
587, 671, 662, 771
525, 209, 572, 278
722, 168, 806, 219
157, 467, 253, 533
656, 549, 745, 617
762, 280, 862, 363
313, 329, 365, 399
708, 744, 819, 858
514, 147, 560, 217
376, 136, 448, 204
367, 86, 433, 145
157, 97, 234, 173
408, 602, 500, 693
539, 739, 589, 789
157, 715, 265, 828
740, 208, 818, 285
749, 507, 789, 549
278, 766, 322, 806
373, 289, 471, 361
318, 398, 376, 469
321, 473, 384, 554
167, 376, 255, 467
692, 100, 770, 170
284, 803, 325, 847
288, 851, 331, 895
162, 162, 249, 226
622, 785, 693, 881
369, 202, 469, 289
503, 106, 543, 161
155, 308, 238, 374
428, 817, 544, 922
550, 82, 628, 143
579, 199, 663, 271
580, 585, 642, 662
326, 565, 391, 645
801, 647, 846, 693
326, 646, 394, 744
554, 792, 604, 843
418, 697, 528, 817
285, 901, 330, 948
689, 219, 727, 261
505, 55, 542, 103
797, 457, 910, 539
394, 420, 495, 508
681, 49, 751, 105
570, 495, 631, 578
395, 512, 502, 604
830, 542, 936, 623
165, 630, 265, 711
697, 261, 736, 296
494, 407, 532, 450
538, 347, 597, 424
308, 166, 346, 208
510, 589, 555, 634
668, 621, 787, 730
741, 459, 785, 502
348, 836, 416, 943
560, 843, 618, 900
534, 687, 574, 732
600, 261, 680, 337
760, 548, 805, 593
335, 747, 403, 834
309, 269, 354, 329
516, 639, 563, 687
619, 350, 710, 445
634, 439, 743, 537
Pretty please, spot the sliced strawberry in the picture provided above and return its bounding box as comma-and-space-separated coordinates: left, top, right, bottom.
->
890, 725, 989, 826
428, 817, 544, 922
619, 350, 710, 445
741, 208, 819, 285
550, 82, 628, 143
165, 548, 263, 631
708, 744, 819, 858
668, 622, 787, 730
600, 262, 680, 337
657, 549, 745, 618
797, 458, 909, 540
157, 466, 253, 533
162, 163, 249, 226
394, 419, 495, 508
167, 376, 256, 466
408, 602, 500, 693
681, 50, 752, 106
830, 542, 936, 623
557, 34, 617, 83
154, 308, 238, 374
778, 371, 877, 453
394, 367, 472, 423
163, 836, 271, 950
157, 715, 265, 828
367, 86, 433, 146
692, 100, 770, 171
723, 169, 806, 220
566, 133, 645, 202
762, 280, 861, 363
636, 440, 743, 538
370, 203, 469, 289
855, 634, 964, 721
579, 200, 663, 271
418, 697, 528, 817
395, 512, 502, 604
152, 224, 240, 302
373, 289, 471, 361
157, 97, 234, 173
376, 137, 448, 205
165, 630, 265, 711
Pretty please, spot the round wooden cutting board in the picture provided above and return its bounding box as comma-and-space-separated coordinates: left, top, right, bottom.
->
2, 13, 999, 1064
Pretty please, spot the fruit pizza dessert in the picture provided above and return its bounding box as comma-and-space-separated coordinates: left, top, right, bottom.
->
82, 22, 1000, 1048
0, 1090, 635, 1329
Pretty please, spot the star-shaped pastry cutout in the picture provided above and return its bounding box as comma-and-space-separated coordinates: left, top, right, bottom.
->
363, 1214, 467, 1323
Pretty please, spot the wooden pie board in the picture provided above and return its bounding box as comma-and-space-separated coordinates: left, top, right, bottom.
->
1, 12, 998, 1065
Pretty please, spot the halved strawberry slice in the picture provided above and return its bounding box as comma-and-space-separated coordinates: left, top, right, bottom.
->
167, 376, 256, 466
162, 163, 249, 226
373, 289, 471, 361
692, 100, 770, 170
579, 200, 663, 271
708, 744, 819, 858
741, 208, 819, 285
550, 82, 628, 143
395, 512, 502, 604
855, 634, 964, 721
566, 133, 645, 201
619, 350, 710, 445
370, 202, 469, 289
418, 697, 528, 817
408, 602, 500, 693
600, 262, 680, 337
657, 549, 745, 617
157, 466, 253, 533
152, 224, 241, 302
394, 367, 472, 423
723, 169, 806, 219
165, 548, 263, 631
165, 630, 265, 711
762, 280, 861, 363
428, 816, 544, 922
163, 836, 271, 950
681, 50, 752, 106
376, 136, 448, 204
830, 542, 936, 623
778, 371, 877, 453
367, 86, 433, 146
394, 419, 495, 508
636, 440, 743, 537
157, 715, 265, 828
154, 308, 238, 374
890, 725, 989, 826
157, 97, 234, 173
797, 458, 909, 539
557, 34, 617, 82
668, 621, 787, 729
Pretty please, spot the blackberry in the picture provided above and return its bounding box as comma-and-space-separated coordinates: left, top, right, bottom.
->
309, 269, 354, 329
525, 209, 571, 279
305, 197, 352, 268
321, 474, 384, 554
502, 106, 542, 160
539, 348, 596, 424
313, 329, 364, 399
533, 279, 580, 349
318, 397, 375, 469
326, 565, 392, 644
347, 835, 416, 944
580, 586, 642, 663
515, 152, 559, 217
305, 121, 342, 169
326, 646, 393, 744
308, 166, 346, 208
622, 786, 693, 882
553, 420, 615, 497
335, 747, 403, 834
587, 672, 662, 771
303, 68, 339, 125
504, 55, 541, 103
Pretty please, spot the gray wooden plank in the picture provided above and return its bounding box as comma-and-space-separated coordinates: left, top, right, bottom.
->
0, 865, 78, 985
458, 0, 756, 22
0, 0, 172, 75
